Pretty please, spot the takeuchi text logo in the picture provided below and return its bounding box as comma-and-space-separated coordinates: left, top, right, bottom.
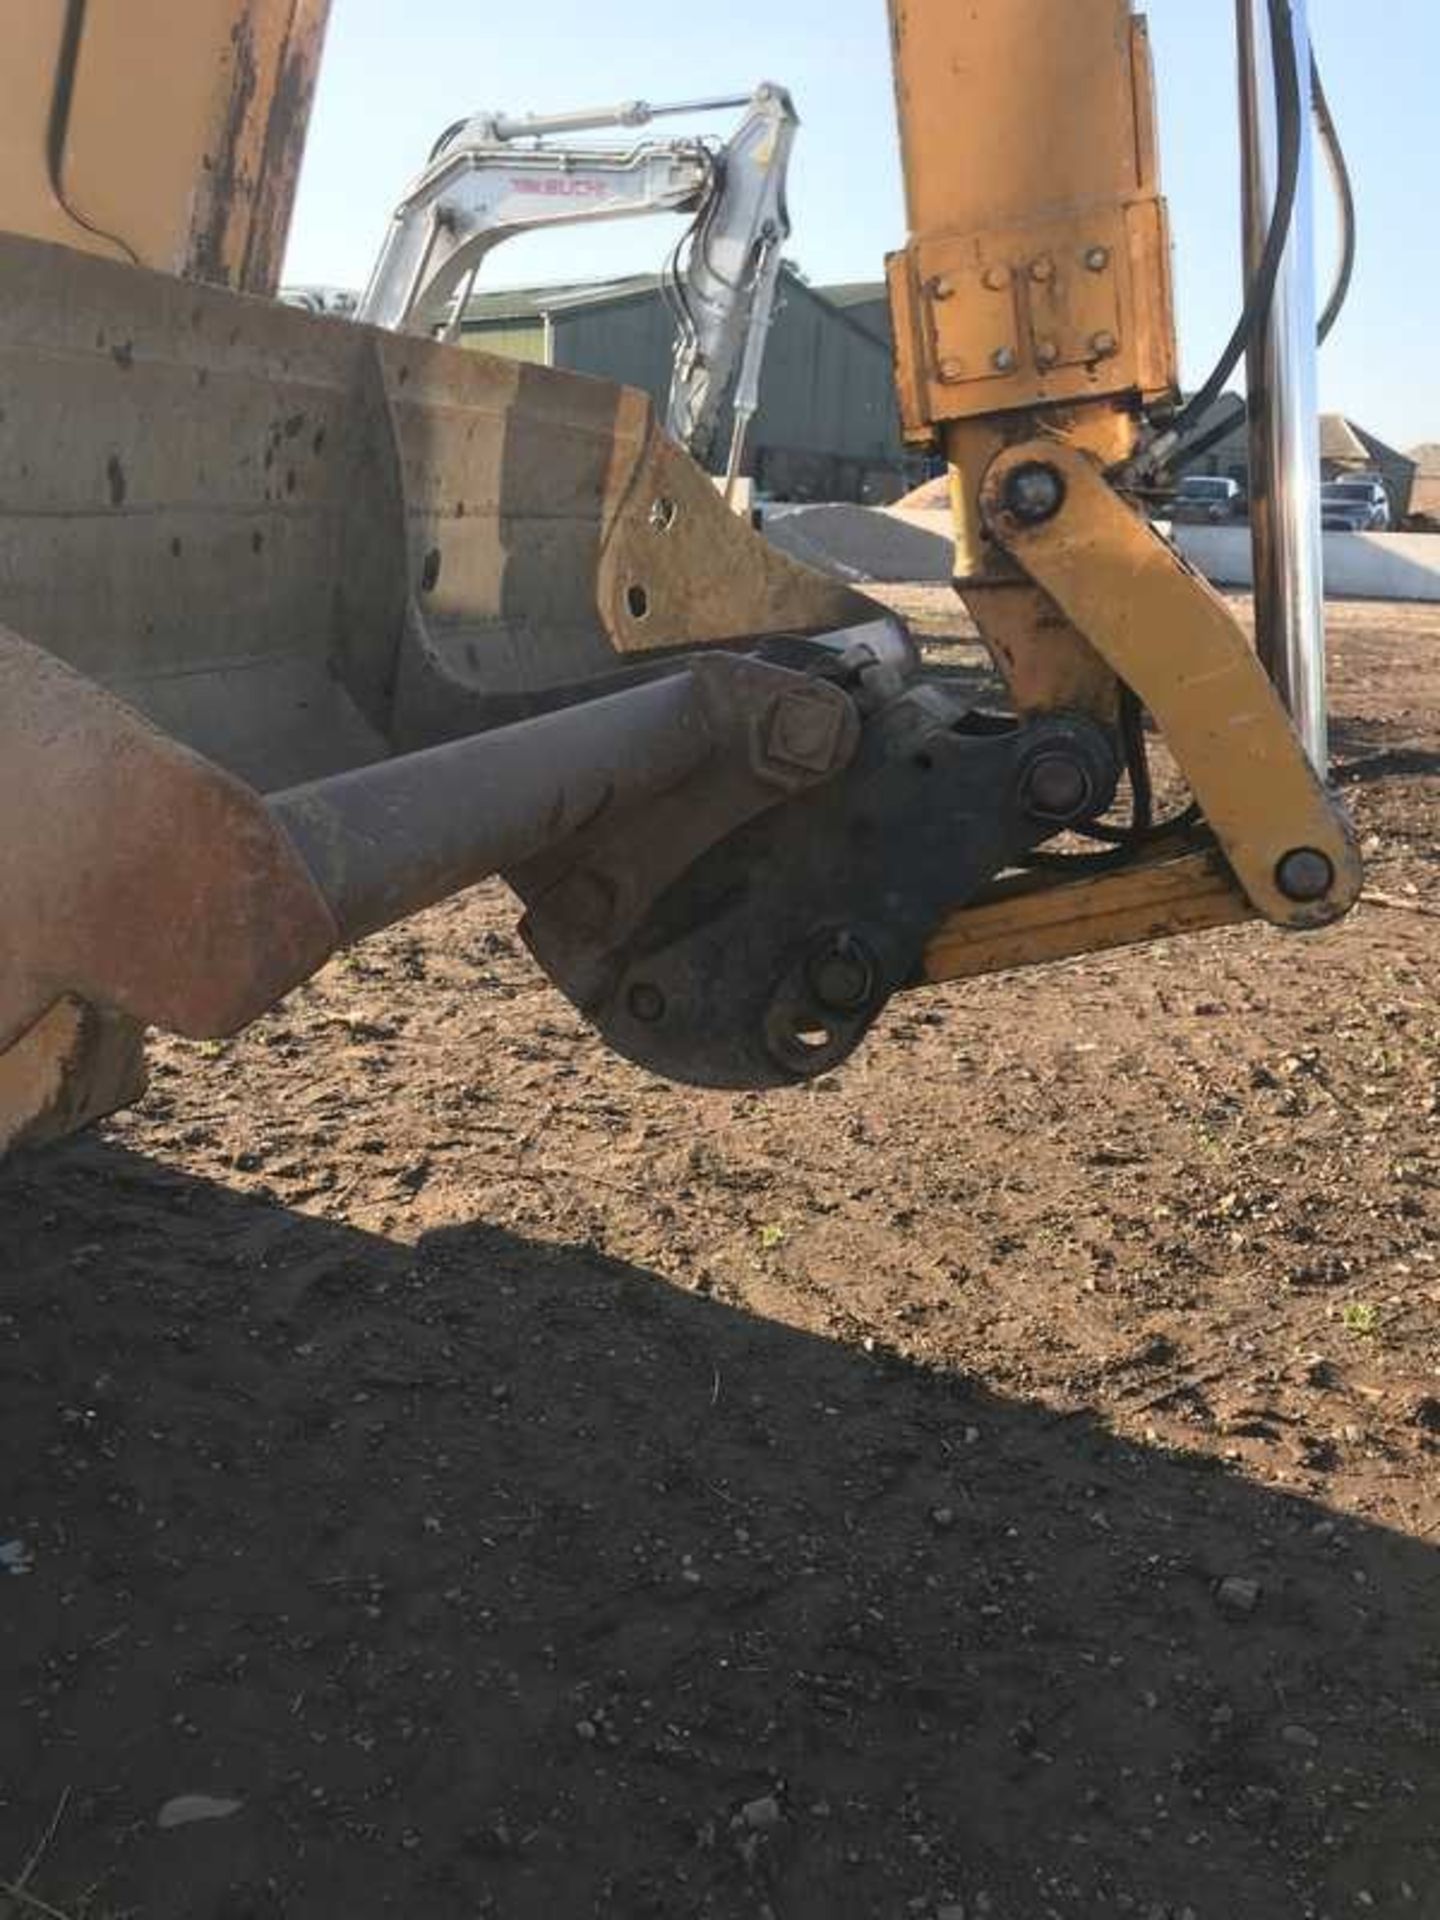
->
508, 177, 611, 197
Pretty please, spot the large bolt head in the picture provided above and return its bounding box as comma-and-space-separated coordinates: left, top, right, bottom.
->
1021, 750, 1094, 822
806, 934, 877, 1014
1001, 461, 1066, 526
1275, 847, 1334, 902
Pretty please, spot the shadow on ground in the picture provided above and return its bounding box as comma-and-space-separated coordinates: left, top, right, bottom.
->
1331, 715, 1440, 791
3, 1143, 1437, 1920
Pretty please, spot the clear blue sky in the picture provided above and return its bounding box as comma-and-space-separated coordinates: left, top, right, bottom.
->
285, 0, 1439, 450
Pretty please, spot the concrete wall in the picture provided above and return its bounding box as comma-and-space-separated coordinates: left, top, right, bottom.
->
760, 503, 1440, 603
1173, 525, 1440, 601
762, 503, 952, 582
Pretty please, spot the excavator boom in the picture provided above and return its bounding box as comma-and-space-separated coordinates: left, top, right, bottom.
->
355, 82, 797, 477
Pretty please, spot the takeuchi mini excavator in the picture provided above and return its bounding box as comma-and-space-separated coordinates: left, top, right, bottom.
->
0, 0, 1358, 1154
354, 84, 798, 497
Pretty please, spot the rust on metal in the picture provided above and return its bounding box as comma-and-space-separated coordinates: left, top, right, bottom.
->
892, 198, 1174, 429
882, 0, 1179, 726
188, 0, 334, 293
884, 0, 1176, 437
595, 404, 870, 652
0, 231, 872, 1145
0, 1, 331, 291
0, 625, 339, 1052
0, 996, 147, 1157
0, 231, 866, 790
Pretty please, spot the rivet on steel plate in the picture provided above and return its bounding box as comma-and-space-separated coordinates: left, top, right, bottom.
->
991, 346, 1017, 373
1089, 330, 1118, 357
1084, 245, 1111, 272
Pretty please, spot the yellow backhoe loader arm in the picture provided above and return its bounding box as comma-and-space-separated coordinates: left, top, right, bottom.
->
0, 0, 1359, 1147
885, 0, 1356, 980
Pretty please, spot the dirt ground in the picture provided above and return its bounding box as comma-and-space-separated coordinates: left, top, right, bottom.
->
2, 596, 1437, 1920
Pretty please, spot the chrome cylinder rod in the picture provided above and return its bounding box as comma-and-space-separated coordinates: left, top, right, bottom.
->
1237, 0, 1327, 769
485, 93, 752, 142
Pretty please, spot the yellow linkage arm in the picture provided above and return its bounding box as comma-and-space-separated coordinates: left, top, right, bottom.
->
885, 0, 1359, 973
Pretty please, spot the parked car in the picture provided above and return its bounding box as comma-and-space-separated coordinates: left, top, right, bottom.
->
1320, 475, 1391, 532
1171, 474, 1244, 524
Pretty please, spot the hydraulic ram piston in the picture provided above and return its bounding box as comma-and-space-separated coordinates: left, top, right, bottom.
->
1237, 0, 1328, 771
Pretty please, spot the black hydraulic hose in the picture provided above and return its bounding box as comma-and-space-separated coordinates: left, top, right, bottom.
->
1158, 44, 1354, 475
1169, 0, 1302, 445
1311, 52, 1356, 344
429, 117, 470, 160
45, 0, 140, 265
1067, 16, 1352, 874
1167, 397, 1249, 474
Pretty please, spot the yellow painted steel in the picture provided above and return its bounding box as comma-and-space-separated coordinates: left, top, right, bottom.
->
925, 851, 1250, 985
884, 0, 1359, 978
885, 0, 1181, 720
0, 0, 330, 292
888, 0, 1156, 235
980, 441, 1361, 930
885, 0, 1176, 435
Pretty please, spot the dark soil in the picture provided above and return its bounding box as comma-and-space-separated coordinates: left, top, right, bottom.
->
2, 597, 1437, 1920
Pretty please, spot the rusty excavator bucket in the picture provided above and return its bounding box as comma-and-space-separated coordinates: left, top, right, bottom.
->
1, 0, 895, 1153
0, 231, 877, 1150
3, 0, 1362, 1152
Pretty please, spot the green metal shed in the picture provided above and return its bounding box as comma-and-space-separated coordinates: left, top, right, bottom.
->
457, 267, 907, 503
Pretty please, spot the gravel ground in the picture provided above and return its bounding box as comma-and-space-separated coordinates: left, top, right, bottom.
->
1, 595, 1437, 1920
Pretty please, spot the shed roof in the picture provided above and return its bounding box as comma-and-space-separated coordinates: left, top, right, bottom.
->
460, 265, 894, 352
1320, 415, 1370, 463
461, 272, 662, 324
1175, 398, 1415, 474
818, 280, 887, 308
1346, 421, 1415, 477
